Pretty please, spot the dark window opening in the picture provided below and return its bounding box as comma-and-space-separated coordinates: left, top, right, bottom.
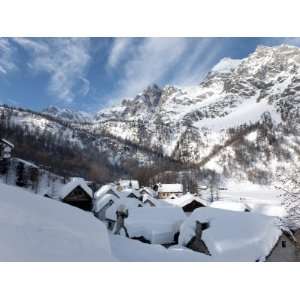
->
282, 241, 287, 248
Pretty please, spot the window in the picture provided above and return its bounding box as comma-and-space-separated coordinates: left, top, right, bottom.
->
281, 241, 287, 248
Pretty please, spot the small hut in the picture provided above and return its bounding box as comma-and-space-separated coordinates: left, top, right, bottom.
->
157, 183, 183, 199
164, 193, 208, 212
58, 178, 93, 211
0, 138, 14, 159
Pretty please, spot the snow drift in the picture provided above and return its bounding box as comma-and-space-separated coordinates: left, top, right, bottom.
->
0, 182, 114, 261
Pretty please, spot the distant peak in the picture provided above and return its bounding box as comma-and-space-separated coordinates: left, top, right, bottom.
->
42, 105, 92, 122
212, 57, 242, 74
143, 83, 162, 93
133, 84, 163, 107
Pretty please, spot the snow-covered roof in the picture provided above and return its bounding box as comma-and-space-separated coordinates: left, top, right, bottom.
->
142, 194, 173, 207
124, 207, 186, 244
105, 196, 143, 221
179, 207, 282, 261
119, 179, 139, 190
14, 158, 38, 168
121, 188, 141, 199
0, 182, 114, 261
0, 138, 14, 148
140, 187, 157, 197
165, 193, 209, 208
157, 184, 183, 193
95, 184, 120, 200
93, 193, 119, 213
58, 177, 93, 199
210, 200, 250, 212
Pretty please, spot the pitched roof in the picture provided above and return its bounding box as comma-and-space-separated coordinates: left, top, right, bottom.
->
164, 193, 209, 207
0, 138, 14, 148
140, 187, 157, 197
121, 188, 141, 199
95, 184, 120, 200
157, 184, 183, 193
142, 194, 173, 208
93, 193, 120, 213
58, 177, 93, 199
119, 179, 140, 190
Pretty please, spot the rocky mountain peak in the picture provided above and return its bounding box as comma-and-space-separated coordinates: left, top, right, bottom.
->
135, 83, 163, 107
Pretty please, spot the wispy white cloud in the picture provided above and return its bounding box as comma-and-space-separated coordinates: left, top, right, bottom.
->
0, 38, 16, 75
107, 37, 133, 69
169, 38, 222, 86
107, 38, 225, 104
13, 38, 91, 102
108, 38, 189, 103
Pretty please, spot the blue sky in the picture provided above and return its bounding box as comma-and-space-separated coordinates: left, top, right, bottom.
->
0, 37, 300, 113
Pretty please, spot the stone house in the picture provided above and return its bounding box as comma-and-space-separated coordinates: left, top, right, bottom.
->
266, 230, 300, 262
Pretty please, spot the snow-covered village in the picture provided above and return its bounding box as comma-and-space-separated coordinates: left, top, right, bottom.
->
1, 37, 300, 262
1, 135, 300, 261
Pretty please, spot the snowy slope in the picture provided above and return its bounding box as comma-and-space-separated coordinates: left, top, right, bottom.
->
88, 44, 300, 183
42, 105, 92, 123
0, 182, 115, 261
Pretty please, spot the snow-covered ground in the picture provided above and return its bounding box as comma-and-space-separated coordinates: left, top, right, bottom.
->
201, 180, 286, 218
0, 182, 114, 261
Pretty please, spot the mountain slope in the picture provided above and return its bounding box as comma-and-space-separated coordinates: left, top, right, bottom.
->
2, 44, 300, 184
88, 44, 300, 182
0, 105, 181, 183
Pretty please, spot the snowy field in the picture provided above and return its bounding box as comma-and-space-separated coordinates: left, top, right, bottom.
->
202, 180, 286, 218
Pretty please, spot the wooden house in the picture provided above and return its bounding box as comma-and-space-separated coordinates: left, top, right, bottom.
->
164, 193, 208, 212
0, 138, 14, 159
58, 178, 93, 211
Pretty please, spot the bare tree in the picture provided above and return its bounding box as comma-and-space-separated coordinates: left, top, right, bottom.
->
276, 168, 300, 229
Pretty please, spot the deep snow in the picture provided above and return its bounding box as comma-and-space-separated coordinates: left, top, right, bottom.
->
0, 182, 114, 261
179, 207, 282, 261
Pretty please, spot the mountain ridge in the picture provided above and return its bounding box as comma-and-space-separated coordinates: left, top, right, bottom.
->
2, 44, 300, 184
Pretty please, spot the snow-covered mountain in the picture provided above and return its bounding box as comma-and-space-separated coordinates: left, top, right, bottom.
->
42, 105, 93, 123
88, 44, 300, 182
2, 44, 300, 183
